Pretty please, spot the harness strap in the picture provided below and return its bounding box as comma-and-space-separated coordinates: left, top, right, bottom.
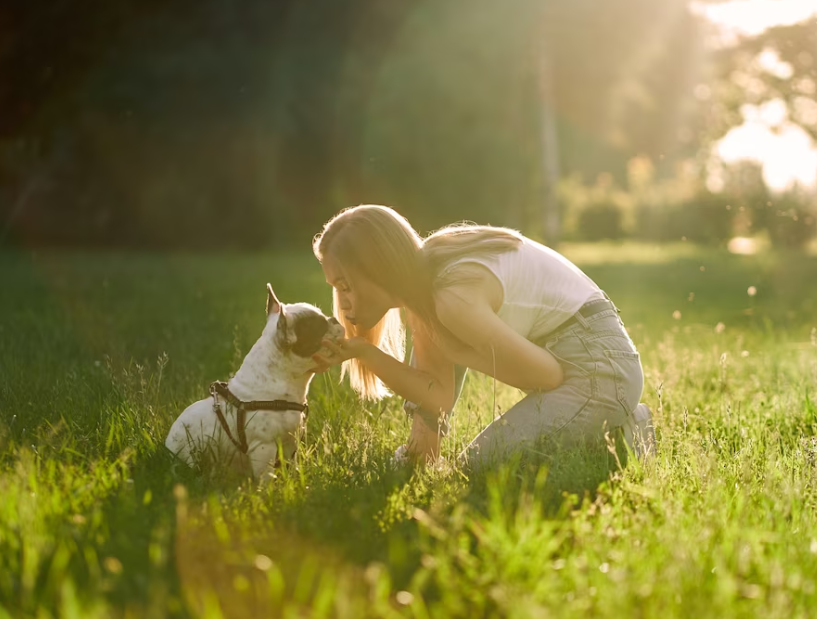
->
209, 381, 308, 455
212, 396, 247, 453
211, 381, 309, 415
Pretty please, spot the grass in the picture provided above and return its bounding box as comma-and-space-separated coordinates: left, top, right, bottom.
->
1, 242, 817, 618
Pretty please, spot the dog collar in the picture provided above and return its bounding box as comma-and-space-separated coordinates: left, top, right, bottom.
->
209, 380, 309, 455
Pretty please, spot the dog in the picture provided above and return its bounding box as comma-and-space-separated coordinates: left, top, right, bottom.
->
165, 284, 345, 481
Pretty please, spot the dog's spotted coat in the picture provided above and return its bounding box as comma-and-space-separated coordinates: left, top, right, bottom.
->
165, 284, 344, 482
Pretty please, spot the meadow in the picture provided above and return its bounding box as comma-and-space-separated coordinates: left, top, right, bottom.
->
1, 242, 816, 618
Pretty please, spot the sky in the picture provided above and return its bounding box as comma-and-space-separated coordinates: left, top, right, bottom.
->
693, 0, 817, 191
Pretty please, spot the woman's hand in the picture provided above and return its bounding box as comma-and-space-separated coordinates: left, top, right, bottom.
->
406, 413, 442, 463
309, 336, 371, 373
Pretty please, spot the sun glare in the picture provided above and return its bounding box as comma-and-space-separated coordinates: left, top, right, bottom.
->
693, 0, 817, 36
715, 118, 817, 192
694, 0, 817, 192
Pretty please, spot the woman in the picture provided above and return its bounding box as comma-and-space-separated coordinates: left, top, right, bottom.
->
311, 205, 654, 467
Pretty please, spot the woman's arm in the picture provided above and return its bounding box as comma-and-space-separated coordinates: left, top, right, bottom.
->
317, 321, 456, 416
434, 285, 565, 392
357, 343, 455, 414
315, 316, 455, 463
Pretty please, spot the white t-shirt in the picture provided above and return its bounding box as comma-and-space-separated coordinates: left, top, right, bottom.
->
439, 237, 604, 341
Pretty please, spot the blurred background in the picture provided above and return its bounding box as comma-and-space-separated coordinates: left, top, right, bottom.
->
0, 0, 815, 251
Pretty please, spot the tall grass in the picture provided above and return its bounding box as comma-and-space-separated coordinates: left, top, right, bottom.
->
1, 244, 816, 618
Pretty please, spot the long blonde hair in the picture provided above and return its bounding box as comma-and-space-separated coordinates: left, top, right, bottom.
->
312, 205, 522, 400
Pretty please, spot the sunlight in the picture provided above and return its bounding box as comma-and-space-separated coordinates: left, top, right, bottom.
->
715, 101, 817, 192
693, 1, 817, 193
727, 236, 759, 255
692, 0, 817, 36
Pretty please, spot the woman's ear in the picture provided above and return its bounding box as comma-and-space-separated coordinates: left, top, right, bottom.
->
266, 283, 283, 315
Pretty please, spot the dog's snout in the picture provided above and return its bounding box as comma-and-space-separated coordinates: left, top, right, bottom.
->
328, 317, 340, 326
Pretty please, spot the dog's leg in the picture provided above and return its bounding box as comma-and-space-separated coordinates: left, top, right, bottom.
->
248, 443, 280, 485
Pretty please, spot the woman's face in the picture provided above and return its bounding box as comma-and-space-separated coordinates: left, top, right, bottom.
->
321, 255, 396, 331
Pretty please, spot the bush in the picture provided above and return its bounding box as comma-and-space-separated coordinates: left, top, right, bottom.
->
576, 200, 625, 241
755, 193, 817, 249
677, 192, 735, 245
635, 191, 734, 245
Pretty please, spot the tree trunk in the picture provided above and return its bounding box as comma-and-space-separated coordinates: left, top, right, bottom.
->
539, 44, 561, 247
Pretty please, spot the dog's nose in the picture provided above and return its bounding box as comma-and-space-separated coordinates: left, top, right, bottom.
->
328, 317, 340, 326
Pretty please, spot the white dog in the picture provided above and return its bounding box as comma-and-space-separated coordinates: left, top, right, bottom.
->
165, 284, 344, 481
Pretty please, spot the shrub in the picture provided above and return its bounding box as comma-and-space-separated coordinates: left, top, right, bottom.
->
635, 191, 734, 245
676, 192, 735, 245
755, 193, 817, 249
576, 200, 625, 241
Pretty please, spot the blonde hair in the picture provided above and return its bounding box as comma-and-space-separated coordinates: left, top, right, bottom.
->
313, 205, 522, 400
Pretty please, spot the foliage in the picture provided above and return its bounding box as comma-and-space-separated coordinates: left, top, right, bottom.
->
560, 157, 817, 248
0, 0, 701, 248
713, 161, 817, 249
633, 190, 733, 245
558, 174, 632, 241
704, 20, 817, 145
2, 246, 817, 617
576, 201, 625, 241
755, 192, 817, 249
559, 159, 737, 245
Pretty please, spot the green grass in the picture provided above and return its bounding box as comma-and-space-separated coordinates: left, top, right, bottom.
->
1, 243, 817, 618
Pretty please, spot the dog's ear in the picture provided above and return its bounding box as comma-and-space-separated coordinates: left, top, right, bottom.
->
266, 283, 283, 315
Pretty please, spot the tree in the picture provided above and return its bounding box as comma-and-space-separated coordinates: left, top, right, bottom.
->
0, 0, 708, 248
706, 20, 817, 139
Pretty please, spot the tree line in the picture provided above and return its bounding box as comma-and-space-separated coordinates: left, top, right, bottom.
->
0, 0, 811, 248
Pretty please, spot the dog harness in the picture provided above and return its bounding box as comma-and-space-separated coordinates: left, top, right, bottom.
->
209, 380, 309, 455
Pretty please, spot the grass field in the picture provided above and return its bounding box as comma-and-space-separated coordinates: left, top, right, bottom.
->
2, 243, 817, 618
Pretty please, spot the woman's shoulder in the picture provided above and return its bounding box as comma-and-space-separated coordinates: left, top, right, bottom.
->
433, 261, 504, 313
438, 259, 495, 279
